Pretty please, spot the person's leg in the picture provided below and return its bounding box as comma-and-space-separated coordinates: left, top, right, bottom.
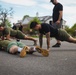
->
0, 40, 22, 55
16, 42, 35, 54
0, 40, 11, 51
52, 22, 62, 47
7, 41, 28, 58
68, 36, 76, 43
9, 45, 29, 58
55, 29, 76, 44
9, 43, 49, 57
17, 41, 49, 56
52, 39, 61, 47
9, 45, 18, 54
17, 30, 37, 45
29, 46, 49, 57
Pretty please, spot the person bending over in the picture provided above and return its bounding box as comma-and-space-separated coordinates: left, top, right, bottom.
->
0, 25, 37, 45
30, 21, 76, 51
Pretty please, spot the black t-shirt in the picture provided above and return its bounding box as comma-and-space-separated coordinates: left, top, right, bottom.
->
39, 23, 58, 37
52, 3, 63, 23
19, 26, 23, 31
12, 26, 17, 30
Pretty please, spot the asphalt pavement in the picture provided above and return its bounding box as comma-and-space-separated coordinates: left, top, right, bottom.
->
0, 38, 76, 75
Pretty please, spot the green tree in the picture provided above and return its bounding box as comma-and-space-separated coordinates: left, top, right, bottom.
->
65, 25, 70, 33
22, 15, 29, 21
71, 23, 76, 29
29, 17, 41, 35
29, 17, 41, 27
31, 17, 41, 24
6, 19, 12, 27
65, 25, 69, 30
0, 5, 14, 26
70, 23, 76, 36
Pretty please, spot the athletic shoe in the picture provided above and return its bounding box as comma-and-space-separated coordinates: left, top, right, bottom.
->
20, 46, 28, 58
16, 39, 20, 42
52, 43, 61, 47
36, 46, 49, 57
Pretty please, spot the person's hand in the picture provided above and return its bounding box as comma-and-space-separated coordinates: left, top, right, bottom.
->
1, 36, 4, 40
47, 48, 51, 52
56, 20, 60, 25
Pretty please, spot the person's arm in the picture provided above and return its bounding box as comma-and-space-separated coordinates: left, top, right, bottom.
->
25, 35, 37, 41
45, 32, 51, 50
1, 36, 4, 40
24, 35, 37, 45
39, 33, 43, 48
56, 4, 63, 24
56, 11, 63, 24
4, 28, 11, 40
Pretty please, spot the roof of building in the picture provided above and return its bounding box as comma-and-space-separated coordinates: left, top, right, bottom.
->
21, 16, 52, 25
16, 16, 66, 26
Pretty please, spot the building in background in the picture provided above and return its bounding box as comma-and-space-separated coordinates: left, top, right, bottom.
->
20, 16, 66, 27
15, 15, 66, 34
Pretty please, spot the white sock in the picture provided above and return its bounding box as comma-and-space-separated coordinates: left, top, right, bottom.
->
30, 46, 36, 51
31, 46, 36, 51
18, 47, 23, 52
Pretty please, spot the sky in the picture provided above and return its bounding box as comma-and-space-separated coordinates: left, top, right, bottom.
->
0, 0, 76, 27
